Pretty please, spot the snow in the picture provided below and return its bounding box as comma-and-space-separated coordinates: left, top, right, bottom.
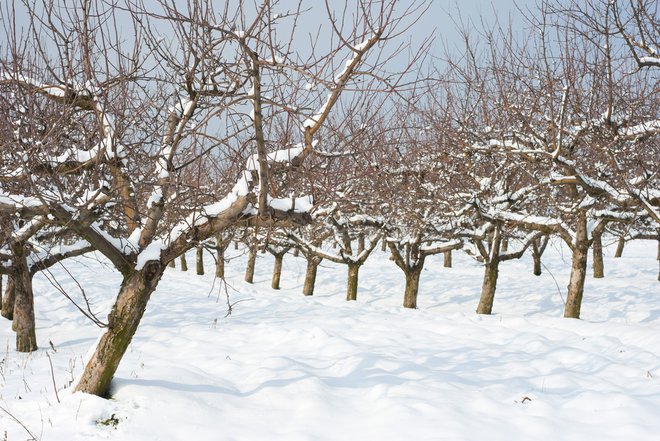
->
2, 239, 660, 440
639, 56, 660, 65
135, 240, 165, 271
269, 194, 313, 213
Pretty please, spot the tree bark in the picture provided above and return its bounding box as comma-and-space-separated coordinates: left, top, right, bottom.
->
564, 213, 589, 319
75, 263, 165, 397
303, 257, 321, 296
271, 254, 283, 290
168, 259, 175, 268
614, 236, 625, 258
180, 253, 188, 271
357, 235, 365, 254
443, 250, 452, 268
346, 263, 360, 301
244, 241, 257, 284
592, 231, 604, 279
12, 249, 37, 352
532, 248, 542, 276
1, 274, 15, 320
196, 245, 204, 276
500, 238, 509, 252
476, 260, 499, 315
215, 236, 229, 279
531, 236, 548, 276
403, 268, 421, 309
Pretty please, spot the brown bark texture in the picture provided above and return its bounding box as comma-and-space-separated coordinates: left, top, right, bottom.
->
196, 245, 204, 276
1, 275, 15, 320
592, 232, 604, 279
75, 263, 165, 397
303, 257, 321, 296
443, 250, 452, 268
564, 214, 589, 319
346, 263, 360, 301
12, 251, 37, 352
271, 255, 283, 290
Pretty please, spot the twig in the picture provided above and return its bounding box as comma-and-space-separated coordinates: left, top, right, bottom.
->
45, 352, 60, 404
0, 404, 38, 440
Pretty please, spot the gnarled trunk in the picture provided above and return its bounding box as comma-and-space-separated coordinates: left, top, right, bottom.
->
592, 231, 604, 279
564, 214, 589, 319
346, 263, 360, 301
196, 245, 204, 275
271, 254, 284, 290
303, 257, 321, 296
75, 263, 165, 397
1, 274, 15, 320
403, 268, 422, 309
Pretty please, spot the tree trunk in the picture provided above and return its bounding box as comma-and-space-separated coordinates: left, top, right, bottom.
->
303, 257, 321, 296
500, 238, 509, 253
244, 242, 257, 284
531, 237, 548, 276
168, 259, 175, 268
381, 238, 387, 252
12, 251, 37, 352
476, 260, 499, 315
75, 263, 165, 397
476, 226, 502, 315
215, 239, 227, 279
443, 250, 452, 268
0, 275, 2, 307
564, 214, 589, 319
403, 268, 421, 309
271, 254, 284, 290
180, 253, 188, 271
346, 263, 360, 301
196, 245, 204, 276
1, 274, 15, 320
292, 248, 299, 257
592, 231, 604, 279
532, 248, 542, 276
357, 235, 365, 254
614, 236, 625, 258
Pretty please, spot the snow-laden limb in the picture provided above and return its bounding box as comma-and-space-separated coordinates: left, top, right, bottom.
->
301, 32, 382, 134
0, 193, 49, 217
618, 119, 660, 138
28, 239, 94, 275
638, 56, 660, 67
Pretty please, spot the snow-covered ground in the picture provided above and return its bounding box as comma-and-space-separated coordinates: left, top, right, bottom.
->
1, 239, 659, 440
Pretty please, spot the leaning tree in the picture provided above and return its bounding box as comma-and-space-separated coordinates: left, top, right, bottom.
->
0, 0, 427, 397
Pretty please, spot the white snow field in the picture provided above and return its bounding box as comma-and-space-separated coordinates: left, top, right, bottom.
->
1, 239, 659, 440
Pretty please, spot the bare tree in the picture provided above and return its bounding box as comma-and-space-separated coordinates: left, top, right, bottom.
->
0, 0, 426, 396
